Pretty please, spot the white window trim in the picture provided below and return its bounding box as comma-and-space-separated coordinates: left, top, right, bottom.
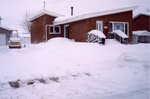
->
46, 25, 61, 35
50, 25, 61, 34
96, 21, 103, 32
110, 21, 129, 36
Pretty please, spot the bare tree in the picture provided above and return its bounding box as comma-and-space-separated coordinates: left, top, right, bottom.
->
21, 12, 31, 33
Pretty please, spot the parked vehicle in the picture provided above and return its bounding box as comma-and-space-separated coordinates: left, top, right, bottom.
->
9, 37, 22, 48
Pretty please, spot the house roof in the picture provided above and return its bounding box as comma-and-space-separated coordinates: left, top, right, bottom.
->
29, 0, 139, 24
29, 9, 62, 21
0, 25, 12, 31
133, 30, 150, 36
133, 11, 150, 19
46, 0, 140, 16
54, 6, 137, 25
18, 33, 31, 38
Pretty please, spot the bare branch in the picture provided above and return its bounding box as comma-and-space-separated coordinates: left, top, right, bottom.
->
20, 12, 31, 33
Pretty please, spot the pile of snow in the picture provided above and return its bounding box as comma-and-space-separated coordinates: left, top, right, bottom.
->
48, 37, 74, 43
88, 30, 106, 38
133, 30, 150, 36
18, 33, 31, 38
112, 30, 128, 38
0, 38, 149, 99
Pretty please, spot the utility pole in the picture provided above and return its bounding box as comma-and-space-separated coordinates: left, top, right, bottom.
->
0, 16, 2, 25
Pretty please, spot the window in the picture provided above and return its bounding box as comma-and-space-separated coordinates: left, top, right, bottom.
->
46, 25, 61, 34
109, 22, 129, 35
96, 21, 103, 32
55, 26, 60, 33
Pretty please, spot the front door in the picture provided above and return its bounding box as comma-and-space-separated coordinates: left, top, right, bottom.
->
64, 25, 69, 38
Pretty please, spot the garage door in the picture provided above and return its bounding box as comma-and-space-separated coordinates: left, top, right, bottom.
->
0, 34, 6, 46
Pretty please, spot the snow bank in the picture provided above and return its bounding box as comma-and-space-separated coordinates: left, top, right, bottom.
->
48, 37, 74, 43
88, 30, 106, 38
112, 30, 128, 38
0, 38, 149, 99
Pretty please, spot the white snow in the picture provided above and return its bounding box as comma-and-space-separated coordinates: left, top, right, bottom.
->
46, 0, 138, 17
88, 30, 106, 38
29, 9, 62, 21
54, 6, 137, 25
140, 11, 150, 16
29, 0, 138, 25
112, 30, 128, 38
133, 30, 150, 36
0, 26, 12, 31
134, 11, 150, 18
18, 33, 31, 38
0, 38, 149, 99
9, 37, 21, 42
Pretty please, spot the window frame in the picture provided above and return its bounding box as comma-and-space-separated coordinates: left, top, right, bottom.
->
46, 25, 61, 34
96, 21, 103, 32
109, 21, 129, 36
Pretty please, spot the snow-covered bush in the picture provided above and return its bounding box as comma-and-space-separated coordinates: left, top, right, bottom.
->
87, 30, 106, 44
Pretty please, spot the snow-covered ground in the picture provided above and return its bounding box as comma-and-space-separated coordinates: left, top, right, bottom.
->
0, 38, 149, 99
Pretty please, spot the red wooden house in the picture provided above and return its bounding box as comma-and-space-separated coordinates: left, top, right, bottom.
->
30, 6, 137, 43
133, 12, 150, 32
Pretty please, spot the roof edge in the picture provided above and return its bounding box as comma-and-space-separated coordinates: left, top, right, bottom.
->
54, 5, 138, 25
133, 12, 150, 19
29, 9, 62, 22
0, 26, 12, 31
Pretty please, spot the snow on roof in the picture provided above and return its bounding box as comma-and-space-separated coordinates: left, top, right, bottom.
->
18, 33, 31, 38
112, 30, 128, 38
88, 30, 106, 38
47, 0, 139, 16
54, 6, 137, 25
133, 30, 150, 36
0, 25, 12, 31
29, 9, 62, 21
133, 11, 150, 18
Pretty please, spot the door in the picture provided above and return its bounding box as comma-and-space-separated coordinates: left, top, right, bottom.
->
96, 21, 103, 32
64, 25, 69, 38
0, 33, 6, 46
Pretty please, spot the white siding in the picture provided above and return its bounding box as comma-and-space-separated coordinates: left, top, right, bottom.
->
0, 33, 6, 46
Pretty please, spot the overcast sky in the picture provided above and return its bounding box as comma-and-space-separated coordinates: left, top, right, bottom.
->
0, 0, 149, 33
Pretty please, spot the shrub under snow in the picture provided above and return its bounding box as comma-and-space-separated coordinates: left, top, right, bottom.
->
87, 30, 106, 44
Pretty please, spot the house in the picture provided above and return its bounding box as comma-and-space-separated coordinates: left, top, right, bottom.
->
133, 12, 150, 32
29, 10, 62, 43
0, 26, 12, 46
30, 5, 137, 44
